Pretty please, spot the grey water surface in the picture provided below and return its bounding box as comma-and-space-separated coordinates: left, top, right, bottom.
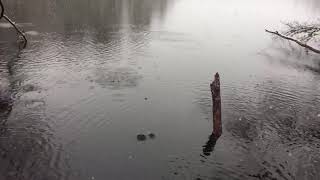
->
1, 0, 320, 179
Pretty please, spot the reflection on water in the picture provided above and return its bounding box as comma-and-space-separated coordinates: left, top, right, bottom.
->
1, 0, 320, 179
202, 133, 218, 156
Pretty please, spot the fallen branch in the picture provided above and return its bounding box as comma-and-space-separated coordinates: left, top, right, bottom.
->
265, 29, 320, 54
0, 0, 27, 48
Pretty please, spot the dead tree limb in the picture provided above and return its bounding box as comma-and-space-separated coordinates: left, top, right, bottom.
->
2, 15, 27, 48
0, 0, 4, 19
202, 73, 222, 156
210, 72, 222, 138
284, 22, 320, 42
265, 29, 320, 54
0, 0, 27, 48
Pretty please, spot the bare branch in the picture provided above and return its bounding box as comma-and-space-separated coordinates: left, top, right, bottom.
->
0, 0, 4, 19
2, 15, 27, 48
283, 22, 320, 43
0, 0, 27, 48
265, 29, 320, 54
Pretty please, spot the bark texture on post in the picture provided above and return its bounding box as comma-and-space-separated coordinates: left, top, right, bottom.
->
210, 72, 222, 138
202, 73, 222, 156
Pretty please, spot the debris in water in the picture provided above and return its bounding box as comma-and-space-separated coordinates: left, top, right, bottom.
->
288, 152, 292, 157
137, 134, 146, 141
144, 97, 148, 100
239, 117, 242, 121
269, 105, 273, 109
317, 114, 320, 117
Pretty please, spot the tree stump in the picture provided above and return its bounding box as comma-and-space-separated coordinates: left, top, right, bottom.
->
210, 73, 222, 138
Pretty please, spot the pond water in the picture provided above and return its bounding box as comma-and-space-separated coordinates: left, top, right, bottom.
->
1, 0, 320, 179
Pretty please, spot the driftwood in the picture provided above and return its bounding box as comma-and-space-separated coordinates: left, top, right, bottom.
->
265, 29, 320, 54
0, 0, 27, 48
202, 73, 222, 156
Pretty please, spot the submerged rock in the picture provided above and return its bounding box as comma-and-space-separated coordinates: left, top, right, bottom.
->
0, 90, 13, 115
137, 134, 146, 141
137, 132, 156, 141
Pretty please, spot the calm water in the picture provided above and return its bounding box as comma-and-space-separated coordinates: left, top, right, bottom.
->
1, 0, 320, 179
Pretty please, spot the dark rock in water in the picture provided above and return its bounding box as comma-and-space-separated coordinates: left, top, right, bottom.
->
144, 97, 148, 100
148, 133, 155, 139
0, 90, 13, 113
0, 90, 13, 124
137, 134, 146, 141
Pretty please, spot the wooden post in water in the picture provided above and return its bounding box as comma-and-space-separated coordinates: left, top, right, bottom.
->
210, 73, 222, 138
202, 73, 222, 156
